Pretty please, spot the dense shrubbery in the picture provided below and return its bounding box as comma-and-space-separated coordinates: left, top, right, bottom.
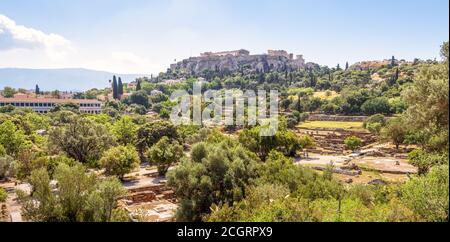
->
100, 145, 140, 180
146, 136, 184, 176
206, 150, 437, 222
167, 135, 260, 221
18, 163, 129, 222
344, 136, 363, 151
0, 187, 7, 202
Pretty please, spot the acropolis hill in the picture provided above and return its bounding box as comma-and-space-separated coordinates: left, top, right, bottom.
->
170, 49, 306, 75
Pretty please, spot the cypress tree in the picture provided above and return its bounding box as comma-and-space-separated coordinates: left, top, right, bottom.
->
35, 84, 40, 95
394, 68, 400, 81
391, 56, 396, 67
118, 77, 124, 96
345, 62, 349, 70
112, 76, 118, 99
136, 80, 142, 91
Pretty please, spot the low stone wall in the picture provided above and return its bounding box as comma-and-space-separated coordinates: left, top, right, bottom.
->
128, 191, 156, 204
124, 184, 175, 204
313, 166, 362, 176
308, 114, 367, 122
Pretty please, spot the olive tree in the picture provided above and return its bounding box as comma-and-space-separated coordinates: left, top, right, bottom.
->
48, 116, 115, 164
18, 163, 128, 222
0, 120, 27, 157
0, 155, 17, 180
112, 116, 138, 145
167, 140, 260, 221
146, 136, 184, 176
344, 136, 363, 151
136, 121, 179, 160
401, 165, 449, 222
381, 118, 407, 150
100, 145, 140, 180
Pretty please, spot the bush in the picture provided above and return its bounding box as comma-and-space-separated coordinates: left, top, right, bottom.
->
344, 136, 363, 151
18, 163, 128, 222
286, 116, 299, 129
100, 145, 140, 180
48, 116, 115, 163
112, 116, 138, 145
321, 103, 339, 114
401, 165, 449, 222
239, 123, 303, 160
0, 120, 27, 157
389, 97, 407, 114
146, 136, 184, 176
381, 118, 407, 149
361, 97, 392, 115
298, 112, 310, 122
408, 149, 449, 175
127, 90, 150, 108
136, 121, 179, 160
167, 141, 259, 221
128, 104, 147, 115
366, 123, 383, 134
363, 114, 386, 129
0, 155, 17, 180
18, 155, 76, 179
0, 144, 6, 156
0, 187, 7, 202
191, 142, 208, 163
257, 151, 319, 193
0, 105, 15, 113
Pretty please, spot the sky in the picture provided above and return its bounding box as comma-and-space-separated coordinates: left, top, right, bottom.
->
0, 0, 448, 74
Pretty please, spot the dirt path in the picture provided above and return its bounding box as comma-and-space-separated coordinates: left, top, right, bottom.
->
0, 181, 31, 222
122, 165, 167, 190
295, 147, 417, 184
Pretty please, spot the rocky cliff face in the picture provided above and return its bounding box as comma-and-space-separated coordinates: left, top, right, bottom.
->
170, 54, 305, 75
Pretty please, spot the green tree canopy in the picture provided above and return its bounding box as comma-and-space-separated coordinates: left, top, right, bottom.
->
100, 145, 140, 180
48, 116, 115, 164
146, 136, 184, 176
136, 121, 179, 160
403, 42, 449, 152
18, 163, 128, 222
361, 97, 392, 115
0, 120, 27, 157
167, 140, 260, 221
112, 116, 138, 145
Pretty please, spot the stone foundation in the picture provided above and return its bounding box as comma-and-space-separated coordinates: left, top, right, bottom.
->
308, 114, 368, 122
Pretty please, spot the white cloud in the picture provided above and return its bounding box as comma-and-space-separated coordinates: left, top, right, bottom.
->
0, 14, 72, 59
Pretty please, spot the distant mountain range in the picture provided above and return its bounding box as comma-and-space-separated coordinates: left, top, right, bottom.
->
0, 68, 146, 91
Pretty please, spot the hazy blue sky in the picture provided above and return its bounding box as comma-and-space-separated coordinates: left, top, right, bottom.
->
0, 0, 448, 74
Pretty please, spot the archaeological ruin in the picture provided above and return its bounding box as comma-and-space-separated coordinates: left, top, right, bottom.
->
170, 49, 306, 75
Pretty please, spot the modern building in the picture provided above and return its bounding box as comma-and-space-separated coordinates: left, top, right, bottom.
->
0, 97, 102, 114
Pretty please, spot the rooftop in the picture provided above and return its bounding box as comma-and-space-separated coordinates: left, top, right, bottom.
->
0, 97, 102, 104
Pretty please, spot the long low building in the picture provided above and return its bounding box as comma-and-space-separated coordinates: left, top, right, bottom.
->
0, 97, 102, 114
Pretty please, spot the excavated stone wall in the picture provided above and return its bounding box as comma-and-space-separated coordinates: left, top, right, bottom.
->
308, 114, 368, 122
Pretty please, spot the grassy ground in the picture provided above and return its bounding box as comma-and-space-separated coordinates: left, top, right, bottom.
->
298, 121, 365, 130
307, 165, 409, 184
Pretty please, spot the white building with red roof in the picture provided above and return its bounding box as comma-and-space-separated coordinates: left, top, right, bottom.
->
0, 97, 102, 114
